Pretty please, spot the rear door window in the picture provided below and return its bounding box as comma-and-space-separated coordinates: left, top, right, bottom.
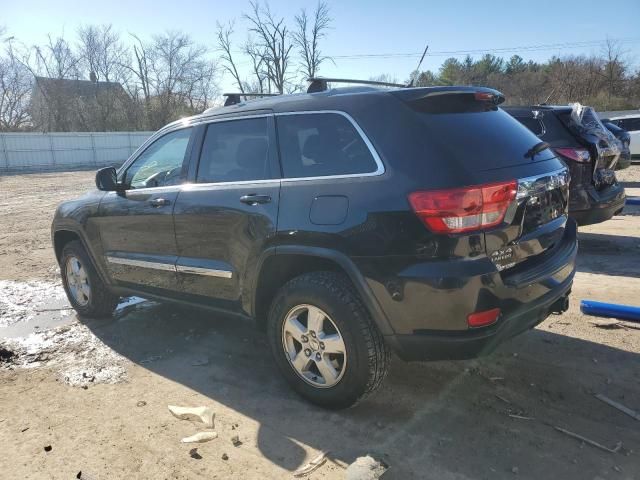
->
276, 113, 379, 178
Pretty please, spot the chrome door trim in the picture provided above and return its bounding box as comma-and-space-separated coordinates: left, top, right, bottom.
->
105, 256, 176, 272
106, 255, 234, 279
175, 265, 233, 278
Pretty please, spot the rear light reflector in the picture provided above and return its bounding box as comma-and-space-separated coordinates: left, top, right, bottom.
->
555, 147, 590, 163
408, 180, 517, 234
467, 308, 501, 328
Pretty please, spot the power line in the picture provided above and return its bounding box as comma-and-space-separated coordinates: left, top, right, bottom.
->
221, 36, 639, 82
327, 37, 640, 60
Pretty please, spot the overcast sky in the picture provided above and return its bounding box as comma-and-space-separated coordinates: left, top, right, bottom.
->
4, 0, 640, 91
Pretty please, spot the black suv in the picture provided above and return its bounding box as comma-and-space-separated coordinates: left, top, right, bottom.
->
504, 105, 626, 225
52, 85, 576, 408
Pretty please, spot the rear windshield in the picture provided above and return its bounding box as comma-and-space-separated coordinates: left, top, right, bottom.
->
410, 105, 556, 170
515, 116, 544, 136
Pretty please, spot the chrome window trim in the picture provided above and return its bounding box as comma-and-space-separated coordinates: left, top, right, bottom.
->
176, 265, 233, 278
105, 256, 176, 272
516, 167, 570, 200
118, 110, 385, 192
181, 179, 280, 191
274, 110, 385, 182
118, 113, 273, 176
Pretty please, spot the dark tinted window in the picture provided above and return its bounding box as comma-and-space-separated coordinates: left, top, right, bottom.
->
197, 117, 271, 183
276, 113, 378, 178
411, 108, 556, 170
620, 118, 640, 132
125, 128, 192, 189
515, 116, 544, 136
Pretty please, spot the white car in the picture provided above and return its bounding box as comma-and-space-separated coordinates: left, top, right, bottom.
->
607, 114, 640, 157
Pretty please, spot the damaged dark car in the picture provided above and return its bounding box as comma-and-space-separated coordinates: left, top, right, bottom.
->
504, 104, 626, 225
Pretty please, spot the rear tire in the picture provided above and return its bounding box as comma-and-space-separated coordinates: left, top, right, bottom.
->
267, 271, 389, 409
60, 240, 119, 318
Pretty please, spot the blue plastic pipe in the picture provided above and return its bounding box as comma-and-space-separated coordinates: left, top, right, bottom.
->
626, 197, 640, 206
580, 300, 640, 322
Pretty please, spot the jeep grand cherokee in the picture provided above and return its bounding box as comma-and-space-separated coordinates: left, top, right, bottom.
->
52, 85, 577, 408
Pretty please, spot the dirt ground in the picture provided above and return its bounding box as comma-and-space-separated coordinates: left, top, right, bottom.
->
1, 168, 639, 479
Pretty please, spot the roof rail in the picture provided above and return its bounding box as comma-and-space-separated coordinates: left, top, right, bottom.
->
223, 92, 279, 107
307, 77, 406, 94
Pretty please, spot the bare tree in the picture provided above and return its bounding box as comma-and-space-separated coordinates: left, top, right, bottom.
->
0, 45, 32, 130
16, 33, 82, 131
601, 38, 627, 104
77, 24, 129, 82
292, 1, 332, 80
216, 21, 245, 94
33, 33, 80, 80
243, 38, 267, 93
243, 1, 294, 94
122, 31, 219, 129
127, 33, 152, 106
75, 25, 133, 130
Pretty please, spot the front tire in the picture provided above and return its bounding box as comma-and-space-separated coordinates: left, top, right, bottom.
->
60, 240, 119, 318
267, 271, 389, 409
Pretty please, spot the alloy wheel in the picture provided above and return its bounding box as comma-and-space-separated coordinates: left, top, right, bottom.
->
65, 255, 91, 306
281, 304, 347, 388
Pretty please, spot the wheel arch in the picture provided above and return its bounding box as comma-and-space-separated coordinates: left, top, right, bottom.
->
250, 246, 394, 336
52, 226, 111, 285
53, 229, 82, 262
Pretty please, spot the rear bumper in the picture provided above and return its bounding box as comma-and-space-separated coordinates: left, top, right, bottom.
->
569, 183, 626, 226
385, 279, 572, 361
356, 220, 578, 361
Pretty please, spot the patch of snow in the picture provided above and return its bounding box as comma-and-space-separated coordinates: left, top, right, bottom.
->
0, 280, 68, 328
115, 296, 146, 310
1, 323, 128, 386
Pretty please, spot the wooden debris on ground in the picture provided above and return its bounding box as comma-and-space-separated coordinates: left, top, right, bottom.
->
595, 394, 640, 421
554, 426, 622, 454
293, 451, 329, 477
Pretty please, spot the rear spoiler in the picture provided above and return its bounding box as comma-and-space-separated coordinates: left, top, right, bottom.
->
392, 86, 505, 105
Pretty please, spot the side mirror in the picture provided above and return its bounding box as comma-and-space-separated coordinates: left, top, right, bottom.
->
95, 167, 119, 191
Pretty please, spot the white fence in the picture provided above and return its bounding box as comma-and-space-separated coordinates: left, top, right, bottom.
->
0, 131, 154, 173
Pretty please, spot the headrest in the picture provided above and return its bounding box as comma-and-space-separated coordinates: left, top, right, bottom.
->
302, 134, 324, 163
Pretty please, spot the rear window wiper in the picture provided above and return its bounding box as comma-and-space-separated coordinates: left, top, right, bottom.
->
524, 141, 550, 159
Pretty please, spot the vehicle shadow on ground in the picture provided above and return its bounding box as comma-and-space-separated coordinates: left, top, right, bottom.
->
83, 302, 640, 479
576, 231, 640, 278
619, 181, 640, 188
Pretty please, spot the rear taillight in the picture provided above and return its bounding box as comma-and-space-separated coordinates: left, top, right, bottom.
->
408, 180, 517, 234
555, 147, 591, 163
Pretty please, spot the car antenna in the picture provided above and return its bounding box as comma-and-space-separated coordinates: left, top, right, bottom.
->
406, 44, 429, 87
540, 88, 555, 106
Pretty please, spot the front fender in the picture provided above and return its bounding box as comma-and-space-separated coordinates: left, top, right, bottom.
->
51, 190, 110, 285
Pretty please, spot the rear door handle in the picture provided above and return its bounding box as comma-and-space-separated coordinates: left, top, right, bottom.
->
149, 198, 171, 207
240, 194, 271, 205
